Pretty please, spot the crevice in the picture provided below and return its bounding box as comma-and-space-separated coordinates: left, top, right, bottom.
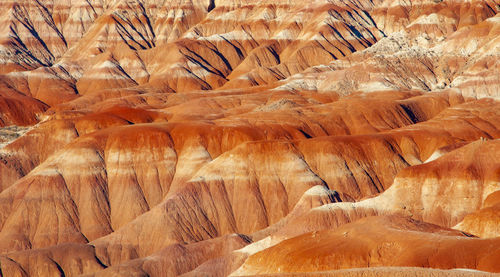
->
208, 0, 216, 12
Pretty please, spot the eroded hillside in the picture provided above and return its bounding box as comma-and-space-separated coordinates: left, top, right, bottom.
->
0, 0, 499, 276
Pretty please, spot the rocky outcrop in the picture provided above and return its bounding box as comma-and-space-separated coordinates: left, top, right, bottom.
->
0, 0, 498, 276
232, 216, 500, 275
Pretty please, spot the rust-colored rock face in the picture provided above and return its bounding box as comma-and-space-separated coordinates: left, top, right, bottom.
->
0, 0, 499, 276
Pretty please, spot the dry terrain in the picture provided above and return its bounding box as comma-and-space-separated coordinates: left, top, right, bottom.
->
0, 0, 499, 276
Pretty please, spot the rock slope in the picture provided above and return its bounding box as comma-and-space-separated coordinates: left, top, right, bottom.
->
0, 0, 499, 276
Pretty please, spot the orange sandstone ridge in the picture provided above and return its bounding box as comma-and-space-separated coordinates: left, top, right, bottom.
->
0, 0, 499, 276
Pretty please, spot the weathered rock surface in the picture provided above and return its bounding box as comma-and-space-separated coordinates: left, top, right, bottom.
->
232, 216, 500, 275
0, 0, 499, 276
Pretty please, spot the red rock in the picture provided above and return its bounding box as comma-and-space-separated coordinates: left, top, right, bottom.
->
232, 216, 500, 275
0, 0, 498, 276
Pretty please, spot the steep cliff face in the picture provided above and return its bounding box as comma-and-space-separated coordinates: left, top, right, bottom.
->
0, 0, 499, 276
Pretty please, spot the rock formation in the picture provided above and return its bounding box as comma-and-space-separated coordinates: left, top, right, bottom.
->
0, 0, 498, 276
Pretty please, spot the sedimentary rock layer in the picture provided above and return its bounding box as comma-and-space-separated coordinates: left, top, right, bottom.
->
0, 0, 498, 276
